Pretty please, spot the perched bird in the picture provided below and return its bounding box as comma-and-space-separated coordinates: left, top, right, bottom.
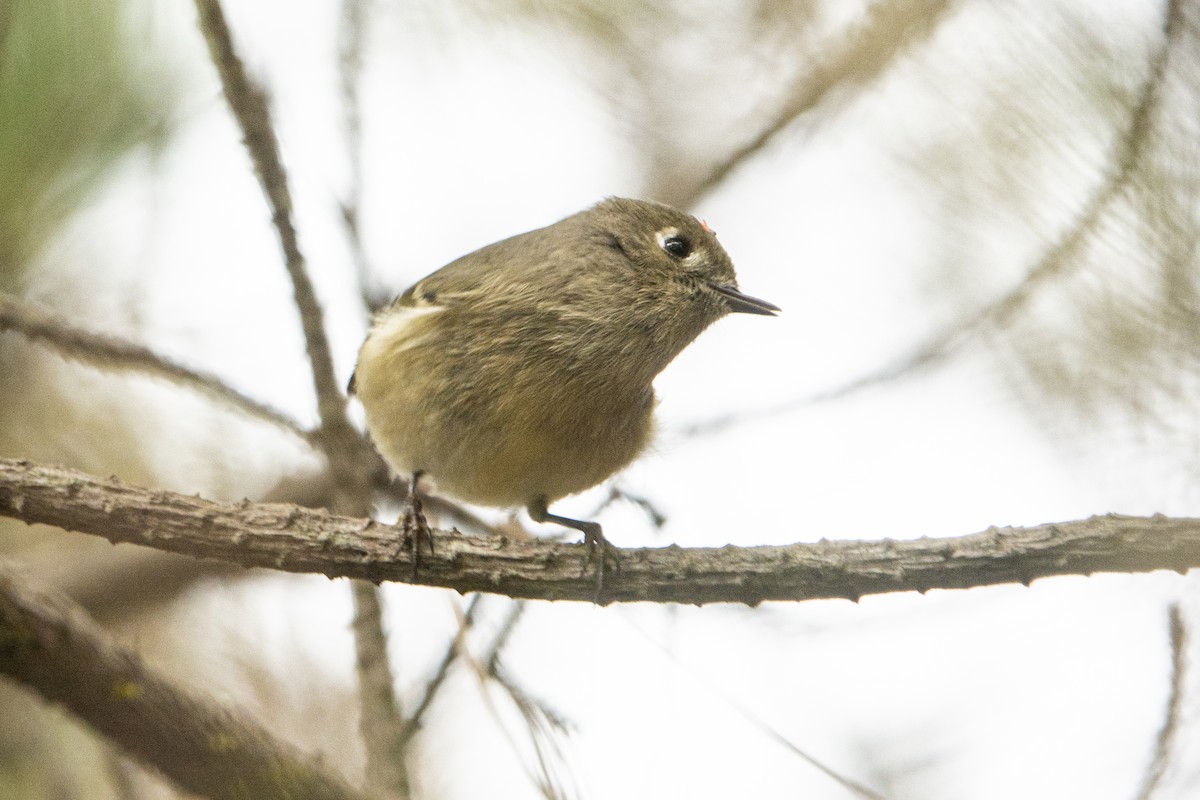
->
349, 197, 778, 575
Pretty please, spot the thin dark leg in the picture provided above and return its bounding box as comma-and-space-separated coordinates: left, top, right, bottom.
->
528, 497, 618, 600
401, 470, 433, 581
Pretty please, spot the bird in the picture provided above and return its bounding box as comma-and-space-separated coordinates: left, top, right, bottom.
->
349, 197, 778, 585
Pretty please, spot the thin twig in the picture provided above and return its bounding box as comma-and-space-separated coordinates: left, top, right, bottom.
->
607, 485, 668, 530
399, 594, 485, 744
474, 601, 575, 799
623, 615, 888, 800
337, 0, 388, 314
0, 292, 314, 445
1133, 604, 1188, 800
7, 457, 1200, 605
484, 666, 578, 800
671, 0, 954, 209
484, 601, 528, 676
0, 562, 372, 800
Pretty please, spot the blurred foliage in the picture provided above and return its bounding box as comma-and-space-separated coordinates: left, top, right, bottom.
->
898, 2, 1200, 478
0, 1, 184, 797
0, 0, 179, 290
3, 0, 1200, 798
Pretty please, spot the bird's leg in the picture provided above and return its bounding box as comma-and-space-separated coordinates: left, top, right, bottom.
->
528, 497, 619, 601
401, 470, 433, 581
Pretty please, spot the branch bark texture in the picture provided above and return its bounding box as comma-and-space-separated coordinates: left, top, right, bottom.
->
192, 3, 405, 793
2, 458, 1196, 605
0, 562, 371, 800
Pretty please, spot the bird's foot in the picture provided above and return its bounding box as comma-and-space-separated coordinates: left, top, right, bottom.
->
580, 523, 620, 603
398, 472, 433, 581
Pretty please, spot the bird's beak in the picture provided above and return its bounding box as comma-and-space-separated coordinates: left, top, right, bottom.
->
708, 282, 781, 316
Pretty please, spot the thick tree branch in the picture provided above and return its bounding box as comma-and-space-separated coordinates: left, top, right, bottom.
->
1, 458, 1197, 605
0, 562, 372, 800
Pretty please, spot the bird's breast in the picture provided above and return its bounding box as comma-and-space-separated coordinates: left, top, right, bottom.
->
355, 305, 657, 507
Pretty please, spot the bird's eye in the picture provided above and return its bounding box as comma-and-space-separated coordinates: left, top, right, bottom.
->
661, 235, 692, 258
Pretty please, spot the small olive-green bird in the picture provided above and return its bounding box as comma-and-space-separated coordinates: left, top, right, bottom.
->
350, 197, 778, 552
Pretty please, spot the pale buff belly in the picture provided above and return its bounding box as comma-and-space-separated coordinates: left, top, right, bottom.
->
355, 323, 655, 508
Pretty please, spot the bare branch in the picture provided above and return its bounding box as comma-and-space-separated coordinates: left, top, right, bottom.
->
192, 0, 352, 452
351, 582, 412, 798
399, 594, 484, 744
1134, 604, 1188, 800
672, 0, 953, 209
3, 457, 1200, 605
624, 618, 886, 800
484, 601, 527, 676
0, 292, 314, 445
191, 5, 402, 791
337, 0, 388, 314
0, 561, 372, 800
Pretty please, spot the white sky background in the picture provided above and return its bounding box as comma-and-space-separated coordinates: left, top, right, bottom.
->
28, 0, 1200, 798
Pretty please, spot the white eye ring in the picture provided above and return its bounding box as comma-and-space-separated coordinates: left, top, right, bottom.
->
656, 228, 693, 259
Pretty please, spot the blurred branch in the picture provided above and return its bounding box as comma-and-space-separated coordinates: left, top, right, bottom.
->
338, 0, 388, 314
21, 540, 239, 622
483, 664, 577, 800
671, 0, 953, 209
483, 600, 526, 675
0, 0, 180, 280
192, 3, 403, 794
190, 0, 364, 482
399, 594, 484, 745
6, 457, 1200, 605
1134, 603, 1187, 800
624, 616, 887, 800
0, 562, 373, 800
351, 582, 412, 797
474, 602, 576, 800
0, 292, 314, 445
683, 0, 1182, 439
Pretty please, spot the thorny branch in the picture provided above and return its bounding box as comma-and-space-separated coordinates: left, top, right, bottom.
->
4, 457, 1200, 606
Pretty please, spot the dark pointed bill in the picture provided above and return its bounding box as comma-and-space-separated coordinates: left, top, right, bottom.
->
708, 282, 781, 316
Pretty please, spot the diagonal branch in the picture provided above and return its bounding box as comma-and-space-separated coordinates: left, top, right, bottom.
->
673, 0, 954, 209
192, 0, 351, 453
399, 595, 484, 745
192, 3, 403, 795
0, 292, 314, 444
0, 561, 372, 800
3, 457, 1200, 606
1134, 604, 1188, 800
